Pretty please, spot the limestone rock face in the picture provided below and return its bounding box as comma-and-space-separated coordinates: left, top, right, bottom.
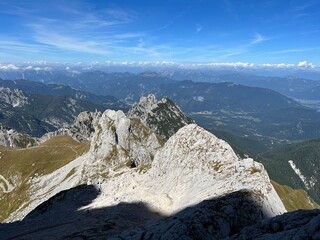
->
40, 111, 101, 143
91, 124, 285, 217
0, 129, 38, 148
128, 94, 193, 140
85, 109, 163, 181
0, 87, 28, 108
148, 124, 286, 216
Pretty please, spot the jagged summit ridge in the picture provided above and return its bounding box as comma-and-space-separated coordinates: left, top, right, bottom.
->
128, 93, 193, 140
85, 123, 285, 218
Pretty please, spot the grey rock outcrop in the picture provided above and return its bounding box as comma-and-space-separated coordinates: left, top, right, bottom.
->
0, 87, 28, 107
0, 129, 38, 148
40, 111, 101, 143
232, 209, 320, 239
128, 94, 193, 140
114, 190, 279, 240
85, 109, 163, 181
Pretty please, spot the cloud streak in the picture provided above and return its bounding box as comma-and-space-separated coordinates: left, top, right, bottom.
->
271, 47, 319, 54
196, 24, 202, 33
0, 1, 318, 64
251, 33, 266, 45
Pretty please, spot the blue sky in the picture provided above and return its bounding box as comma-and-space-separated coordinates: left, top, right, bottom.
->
0, 0, 319, 65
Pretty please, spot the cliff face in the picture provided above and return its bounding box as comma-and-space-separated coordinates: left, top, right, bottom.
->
85, 109, 163, 182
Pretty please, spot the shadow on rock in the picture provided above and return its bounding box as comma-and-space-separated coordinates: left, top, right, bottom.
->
0, 184, 164, 240
0, 187, 319, 240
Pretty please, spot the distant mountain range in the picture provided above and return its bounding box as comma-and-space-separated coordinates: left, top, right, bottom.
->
157, 70, 320, 100
0, 79, 127, 137
1, 72, 320, 145
31, 71, 320, 144
1, 62, 320, 98
0, 78, 127, 109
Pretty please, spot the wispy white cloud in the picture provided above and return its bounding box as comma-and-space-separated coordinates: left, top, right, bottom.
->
0, 38, 56, 54
271, 47, 319, 54
297, 60, 316, 68
195, 24, 202, 33
0, 64, 20, 70
251, 33, 266, 45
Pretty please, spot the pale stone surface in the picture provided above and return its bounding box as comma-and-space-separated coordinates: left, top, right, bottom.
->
86, 124, 285, 218
40, 111, 101, 143
0, 129, 38, 148
0, 87, 28, 107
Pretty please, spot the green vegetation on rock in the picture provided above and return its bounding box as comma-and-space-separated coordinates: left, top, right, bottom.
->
0, 136, 89, 222
259, 139, 320, 204
272, 181, 320, 212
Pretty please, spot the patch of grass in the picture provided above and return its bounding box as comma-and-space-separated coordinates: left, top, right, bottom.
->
63, 167, 77, 181
213, 162, 222, 171
104, 145, 118, 163
137, 163, 151, 174
0, 135, 89, 222
272, 180, 320, 212
250, 166, 262, 174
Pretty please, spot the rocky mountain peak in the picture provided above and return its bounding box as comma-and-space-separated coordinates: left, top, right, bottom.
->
40, 111, 101, 143
128, 94, 193, 140
148, 124, 286, 216
0, 87, 28, 107
77, 123, 285, 219
85, 109, 163, 181
136, 94, 158, 111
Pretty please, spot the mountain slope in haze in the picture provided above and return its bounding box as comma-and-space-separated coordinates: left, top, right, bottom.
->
49, 71, 175, 103
159, 70, 320, 100
23, 94, 105, 129
0, 92, 105, 137
2, 66, 320, 100
0, 78, 127, 110
259, 139, 320, 204
35, 71, 320, 144
3, 71, 319, 145
0, 84, 126, 137
128, 94, 193, 140
40, 111, 101, 143
0, 98, 56, 137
